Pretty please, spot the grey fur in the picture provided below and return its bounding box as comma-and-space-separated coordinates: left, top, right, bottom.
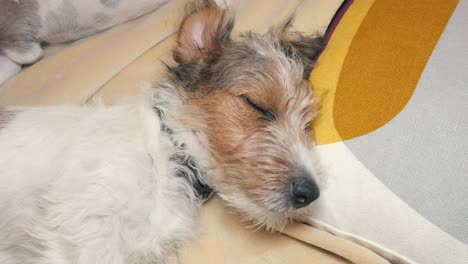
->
43, 0, 116, 43
94, 12, 113, 25
44, 0, 79, 40
0, 0, 41, 55
100, 0, 121, 8
169, 30, 323, 91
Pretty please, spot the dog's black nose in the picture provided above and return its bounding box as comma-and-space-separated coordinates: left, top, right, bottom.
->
291, 178, 320, 208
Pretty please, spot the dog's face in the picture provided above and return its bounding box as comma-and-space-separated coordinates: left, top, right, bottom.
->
170, 1, 323, 230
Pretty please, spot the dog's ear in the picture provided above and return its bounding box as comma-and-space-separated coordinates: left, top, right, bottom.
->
275, 20, 323, 79
174, 0, 234, 64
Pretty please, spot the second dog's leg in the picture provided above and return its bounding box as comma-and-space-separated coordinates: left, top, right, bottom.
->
0, 55, 21, 85
4, 42, 44, 65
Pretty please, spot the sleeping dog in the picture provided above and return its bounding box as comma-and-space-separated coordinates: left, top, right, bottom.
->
0, 0, 324, 263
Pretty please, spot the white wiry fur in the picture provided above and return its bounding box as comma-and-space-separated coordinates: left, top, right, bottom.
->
0, 87, 205, 264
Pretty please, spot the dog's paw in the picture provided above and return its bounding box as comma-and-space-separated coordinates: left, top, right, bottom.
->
0, 56, 21, 85
4, 42, 43, 65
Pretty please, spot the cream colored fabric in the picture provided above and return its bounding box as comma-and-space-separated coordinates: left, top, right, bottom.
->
0, 0, 390, 263
171, 197, 349, 264
171, 196, 390, 264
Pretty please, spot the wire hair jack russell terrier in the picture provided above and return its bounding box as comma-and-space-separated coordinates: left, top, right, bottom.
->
0, 1, 324, 263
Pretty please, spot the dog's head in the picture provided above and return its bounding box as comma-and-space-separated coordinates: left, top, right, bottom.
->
169, 0, 323, 230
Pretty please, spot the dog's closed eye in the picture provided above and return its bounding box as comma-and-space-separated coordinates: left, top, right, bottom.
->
240, 95, 276, 121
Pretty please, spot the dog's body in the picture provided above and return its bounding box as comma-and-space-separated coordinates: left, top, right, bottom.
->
0, 1, 324, 263
0, 0, 171, 84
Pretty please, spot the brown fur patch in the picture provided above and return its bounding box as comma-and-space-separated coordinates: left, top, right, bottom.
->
187, 79, 316, 202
